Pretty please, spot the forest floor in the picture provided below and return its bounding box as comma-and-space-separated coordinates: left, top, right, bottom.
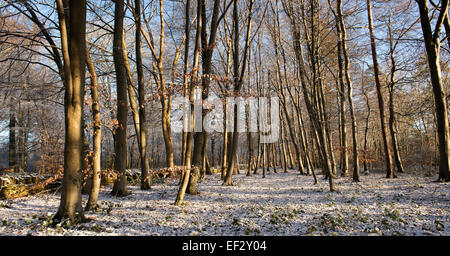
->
0, 169, 449, 236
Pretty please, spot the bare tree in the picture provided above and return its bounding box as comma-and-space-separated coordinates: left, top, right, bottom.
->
366, 0, 395, 178
175, 0, 200, 206
335, 0, 360, 181
54, 0, 87, 222
416, 0, 450, 181
111, 0, 130, 196
223, 0, 254, 186
84, 47, 102, 211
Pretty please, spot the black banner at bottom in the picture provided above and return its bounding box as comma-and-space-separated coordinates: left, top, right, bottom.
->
0, 236, 445, 255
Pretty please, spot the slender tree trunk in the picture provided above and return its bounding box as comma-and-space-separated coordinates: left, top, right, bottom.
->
336, 0, 359, 181
362, 69, 371, 174
262, 143, 267, 178
271, 144, 277, 172
279, 90, 304, 174
221, 118, 228, 180
211, 138, 216, 168
444, 14, 450, 48
274, 46, 305, 175
17, 100, 26, 172
304, 0, 335, 191
200, 135, 210, 179
161, 0, 174, 169
85, 48, 102, 211
223, 0, 254, 186
287, 142, 295, 169
246, 49, 255, 177
9, 106, 16, 171
111, 0, 130, 196
333, 0, 348, 177
188, 0, 224, 193
417, 0, 450, 181
297, 101, 315, 175
175, 0, 199, 205
387, 17, 405, 174
121, 36, 142, 153
143, 0, 174, 169
181, 0, 191, 167
246, 104, 255, 176
280, 118, 288, 173
135, 0, 152, 189
367, 0, 395, 178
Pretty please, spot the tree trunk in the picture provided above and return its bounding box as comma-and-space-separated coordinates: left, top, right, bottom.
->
17, 100, 27, 172
367, 0, 395, 178
9, 107, 16, 171
280, 126, 288, 173
221, 118, 228, 180
188, 0, 224, 193
443, 7, 450, 49
333, 0, 348, 177
362, 69, 371, 175
54, 0, 86, 222
211, 138, 216, 168
387, 17, 405, 174
417, 0, 450, 181
181, 0, 191, 167
85, 48, 102, 211
223, 0, 254, 186
135, 0, 152, 189
175, 0, 199, 205
111, 0, 130, 196
336, 0, 359, 181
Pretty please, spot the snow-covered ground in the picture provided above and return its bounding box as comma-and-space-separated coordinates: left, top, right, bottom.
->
0, 170, 448, 236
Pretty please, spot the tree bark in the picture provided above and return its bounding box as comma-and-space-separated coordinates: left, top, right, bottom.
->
175, 0, 199, 205
333, 0, 348, 177
85, 48, 102, 211
336, 0, 360, 181
387, 16, 405, 174
17, 100, 27, 172
188, 0, 226, 193
111, 0, 130, 196
417, 0, 450, 181
54, 0, 86, 222
135, 0, 152, 189
9, 106, 16, 171
361, 69, 371, 174
223, 0, 254, 186
366, 0, 395, 178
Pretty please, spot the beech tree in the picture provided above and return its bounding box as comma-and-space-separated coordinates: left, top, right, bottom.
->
54, 0, 87, 222
223, 0, 254, 186
416, 0, 450, 181
84, 47, 102, 211
366, 0, 395, 179
111, 0, 130, 196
